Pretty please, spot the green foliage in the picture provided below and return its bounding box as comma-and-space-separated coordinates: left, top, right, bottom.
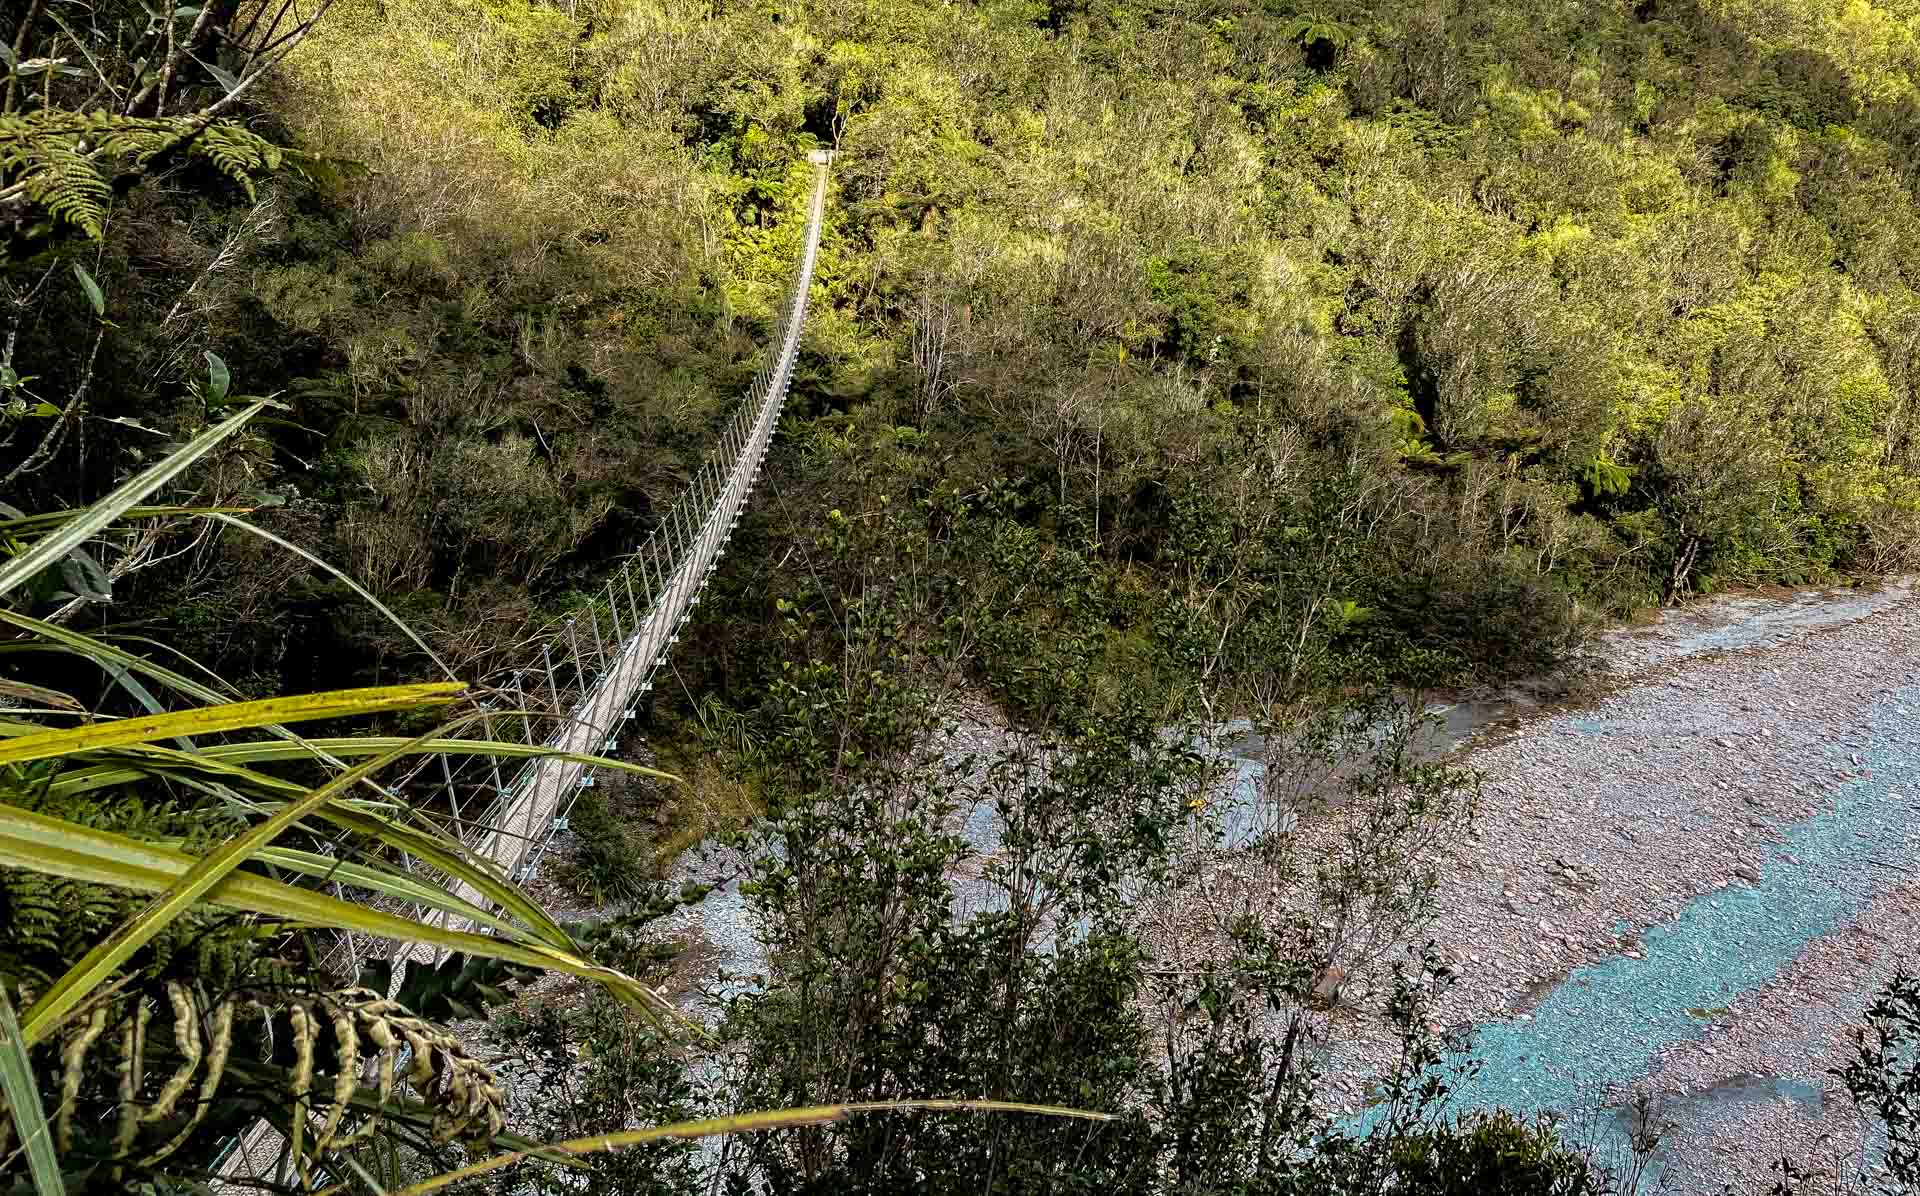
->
0, 776, 252, 990
1835, 969, 1920, 1193
22, 0, 1920, 714
0, 112, 282, 239
483, 986, 707, 1196
1386, 1110, 1603, 1194
554, 785, 657, 907
488, 586, 1585, 1194
1580, 454, 1633, 500
358, 950, 543, 1025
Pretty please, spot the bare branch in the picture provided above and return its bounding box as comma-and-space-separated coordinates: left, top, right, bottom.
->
40, 6, 127, 111
2, 322, 104, 489
235, 0, 301, 72
3, 0, 47, 115
124, 3, 217, 118
193, 2, 332, 123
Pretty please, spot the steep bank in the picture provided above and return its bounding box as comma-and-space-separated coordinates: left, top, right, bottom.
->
25, 0, 1920, 712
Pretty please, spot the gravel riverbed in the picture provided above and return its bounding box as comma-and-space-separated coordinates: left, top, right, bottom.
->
1314, 579, 1920, 1192
629, 580, 1920, 1191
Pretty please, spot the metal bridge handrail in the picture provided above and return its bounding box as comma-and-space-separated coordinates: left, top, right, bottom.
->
217, 152, 833, 1188
450, 153, 831, 898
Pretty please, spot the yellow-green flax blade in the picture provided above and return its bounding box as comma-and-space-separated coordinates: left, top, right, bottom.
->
0, 803, 671, 1036
0, 401, 267, 599
0, 988, 65, 1196
0, 684, 465, 766
385, 1101, 1118, 1196
20, 720, 454, 1044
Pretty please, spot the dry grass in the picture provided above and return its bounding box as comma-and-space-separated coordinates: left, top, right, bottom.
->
651, 756, 758, 870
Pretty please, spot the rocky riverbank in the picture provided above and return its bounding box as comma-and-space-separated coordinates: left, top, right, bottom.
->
1313, 578, 1920, 1191
634, 579, 1920, 1192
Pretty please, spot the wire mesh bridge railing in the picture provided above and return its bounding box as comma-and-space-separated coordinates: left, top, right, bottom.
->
216, 149, 831, 1187
376, 148, 826, 943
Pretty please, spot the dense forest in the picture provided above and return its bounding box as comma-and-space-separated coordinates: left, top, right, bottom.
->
7, 0, 1920, 1190
20, 0, 1920, 701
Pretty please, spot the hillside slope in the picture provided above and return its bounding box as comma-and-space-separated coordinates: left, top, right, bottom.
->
12, 0, 1920, 704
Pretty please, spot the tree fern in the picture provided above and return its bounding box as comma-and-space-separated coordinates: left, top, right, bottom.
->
0, 111, 283, 239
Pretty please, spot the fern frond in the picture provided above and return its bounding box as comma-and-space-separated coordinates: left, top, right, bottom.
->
0, 110, 287, 238
0, 125, 114, 237
198, 125, 283, 201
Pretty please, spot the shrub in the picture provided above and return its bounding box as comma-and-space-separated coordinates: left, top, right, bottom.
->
556, 785, 657, 907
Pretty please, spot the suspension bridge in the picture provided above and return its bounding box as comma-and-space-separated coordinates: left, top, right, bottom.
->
216, 149, 833, 1187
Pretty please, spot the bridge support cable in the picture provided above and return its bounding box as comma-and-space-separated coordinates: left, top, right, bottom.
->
214, 151, 832, 1188
442, 153, 830, 910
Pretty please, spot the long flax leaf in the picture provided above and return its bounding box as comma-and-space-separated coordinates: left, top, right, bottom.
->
206, 513, 456, 681
93, 655, 194, 749
0, 505, 250, 537
160, 843, 528, 940
48, 745, 673, 951
381, 1101, 1118, 1196
22, 717, 464, 1044
0, 684, 465, 765
48, 737, 676, 799
44, 740, 588, 955
0, 402, 267, 599
0, 989, 64, 1196
0, 613, 578, 947
0, 804, 682, 1030
0, 679, 80, 711
0, 609, 261, 707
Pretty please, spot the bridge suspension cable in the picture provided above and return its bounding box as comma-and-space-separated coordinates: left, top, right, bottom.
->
216, 150, 833, 1187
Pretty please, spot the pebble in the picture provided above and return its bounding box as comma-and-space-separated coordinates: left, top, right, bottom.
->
1296, 580, 1920, 1194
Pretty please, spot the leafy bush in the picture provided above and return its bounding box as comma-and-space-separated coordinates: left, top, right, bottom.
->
555, 785, 658, 908
1388, 1112, 1605, 1195
1837, 970, 1920, 1194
